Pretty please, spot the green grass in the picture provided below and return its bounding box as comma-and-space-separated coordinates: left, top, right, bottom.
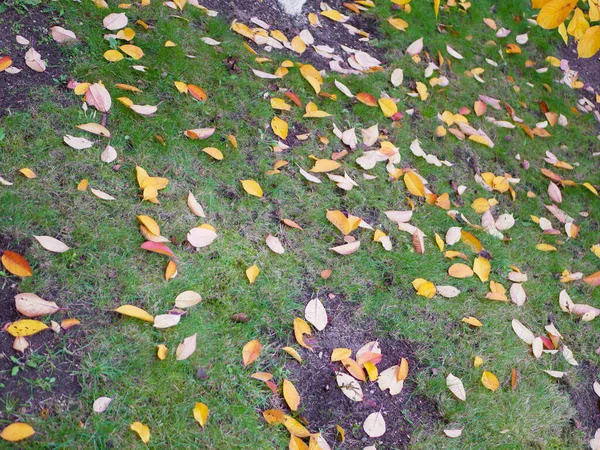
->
1, 0, 599, 448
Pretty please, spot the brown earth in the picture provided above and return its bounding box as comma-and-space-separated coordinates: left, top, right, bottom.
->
564, 360, 600, 441
0, 235, 81, 419
0, 6, 67, 118
283, 296, 441, 449
200, 0, 385, 70
559, 43, 600, 93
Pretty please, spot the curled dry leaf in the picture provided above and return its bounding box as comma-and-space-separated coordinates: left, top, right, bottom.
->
329, 241, 360, 255
25, 48, 46, 72
512, 319, 535, 345
187, 227, 217, 248
446, 373, 466, 401
13, 336, 29, 353
187, 191, 205, 217
33, 235, 70, 253
153, 314, 181, 329
304, 298, 327, 331
101, 145, 117, 163
336, 372, 364, 401
378, 365, 404, 395
175, 291, 202, 308
51, 26, 77, 43
363, 411, 386, 438
176, 333, 197, 360
93, 397, 113, 413
15, 293, 60, 317
266, 234, 284, 254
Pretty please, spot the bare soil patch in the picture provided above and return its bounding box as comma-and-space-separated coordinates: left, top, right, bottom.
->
200, 0, 385, 70
0, 235, 81, 418
0, 6, 66, 117
564, 360, 600, 440
284, 296, 441, 449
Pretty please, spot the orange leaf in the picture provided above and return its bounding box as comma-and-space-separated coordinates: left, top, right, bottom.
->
1, 251, 32, 277
356, 92, 378, 107
187, 84, 207, 101
242, 339, 262, 367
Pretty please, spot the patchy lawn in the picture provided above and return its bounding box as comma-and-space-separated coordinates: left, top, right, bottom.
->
0, 0, 599, 448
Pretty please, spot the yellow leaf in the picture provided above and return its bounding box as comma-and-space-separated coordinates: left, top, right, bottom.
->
246, 264, 260, 283
77, 179, 88, 191
336, 424, 346, 442
241, 179, 263, 197
416, 281, 436, 298
157, 344, 167, 360
435, 233, 445, 251
378, 97, 398, 117
283, 415, 311, 437
0, 423, 35, 442
364, 361, 378, 381
416, 81, 429, 100
294, 318, 314, 351
174, 81, 188, 93
202, 147, 224, 161
536, 243, 557, 251
300, 64, 322, 92
474, 356, 483, 367
481, 370, 500, 391
448, 263, 474, 278
583, 182, 598, 196
165, 260, 177, 280
326, 210, 361, 235
103, 49, 124, 62
387, 17, 408, 31
567, 8, 589, 39
114, 305, 154, 323
130, 422, 150, 443
321, 9, 345, 22
471, 198, 491, 214
137, 215, 160, 236
310, 159, 340, 173
291, 36, 306, 54
434, 0, 440, 17
164, 40, 177, 47
119, 44, 144, 60
461, 231, 483, 252
19, 168, 36, 179
404, 172, 425, 196
283, 346, 303, 362
469, 134, 493, 147
116, 27, 135, 40
270, 97, 291, 111
271, 116, 289, 140
283, 379, 301, 411
228, 134, 238, 149
462, 316, 483, 327
537, 0, 578, 29
473, 256, 491, 282
331, 348, 352, 361
577, 26, 600, 58
396, 358, 409, 381
193, 402, 209, 429
6, 320, 47, 337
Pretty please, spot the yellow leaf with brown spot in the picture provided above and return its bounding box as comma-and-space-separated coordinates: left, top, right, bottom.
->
6, 320, 48, 337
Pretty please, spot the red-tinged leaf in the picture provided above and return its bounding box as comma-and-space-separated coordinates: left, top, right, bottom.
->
265, 380, 278, 395
583, 271, 600, 286
511, 368, 518, 391
540, 336, 553, 350
140, 241, 174, 257
0, 56, 13, 72
356, 92, 378, 107
285, 91, 302, 107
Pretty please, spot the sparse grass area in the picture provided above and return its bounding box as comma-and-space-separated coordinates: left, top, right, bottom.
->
1, 0, 599, 448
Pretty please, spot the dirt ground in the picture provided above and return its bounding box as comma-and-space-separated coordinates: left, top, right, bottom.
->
283, 296, 441, 449
200, 0, 385, 70
564, 360, 600, 440
0, 235, 81, 419
0, 7, 65, 117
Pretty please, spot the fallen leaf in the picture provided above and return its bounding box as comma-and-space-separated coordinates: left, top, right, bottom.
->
114, 305, 154, 323
93, 397, 112, 413
15, 293, 59, 317
481, 371, 500, 391
6, 320, 48, 337
283, 379, 301, 411
363, 411, 386, 438
0, 423, 35, 442
130, 422, 149, 443
193, 402, 209, 429
176, 333, 197, 360
242, 339, 262, 367
1, 250, 33, 277
304, 298, 327, 331
446, 373, 466, 400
